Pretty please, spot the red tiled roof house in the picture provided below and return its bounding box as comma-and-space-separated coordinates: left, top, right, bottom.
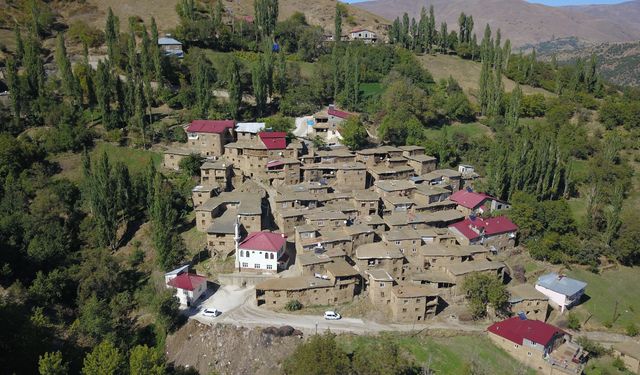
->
487, 317, 587, 374
165, 265, 208, 307
449, 215, 518, 251
186, 119, 236, 157
236, 231, 288, 274
449, 189, 510, 215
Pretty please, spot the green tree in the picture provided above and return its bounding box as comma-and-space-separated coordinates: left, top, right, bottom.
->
462, 273, 508, 318
178, 154, 203, 176
95, 60, 117, 130
254, 0, 278, 38
38, 351, 68, 375
252, 58, 269, 116
340, 116, 368, 150
149, 175, 186, 269
193, 54, 214, 117
129, 345, 166, 375
283, 333, 350, 375
5, 57, 22, 130
82, 340, 125, 375
105, 8, 119, 63
226, 56, 243, 119
83, 151, 119, 250
334, 4, 343, 42
352, 337, 409, 375
505, 84, 522, 127
55, 33, 77, 99
14, 24, 24, 62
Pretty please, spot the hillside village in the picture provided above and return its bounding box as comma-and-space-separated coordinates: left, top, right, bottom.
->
2, 0, 640, 373
162, 113, 597, 374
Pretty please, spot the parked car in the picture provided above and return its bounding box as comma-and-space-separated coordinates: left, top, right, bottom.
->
202, 308, 221, 317
324, 311, 341, 320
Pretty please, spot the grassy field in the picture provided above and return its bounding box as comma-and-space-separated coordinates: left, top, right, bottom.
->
339, 333, 536, 375
51, 142, 161, 182
418, 54, 553, 102
422, 122, 493, 140
567, 266, 640, 331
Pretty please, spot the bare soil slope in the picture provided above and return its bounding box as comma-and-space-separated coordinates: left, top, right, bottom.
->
166, 321, 301, 375
354, 0, 640, 47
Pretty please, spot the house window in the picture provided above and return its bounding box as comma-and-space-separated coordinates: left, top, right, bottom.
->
266, 265, 273, 270
379, 283, 385, 287
270, 253, 274, 259
402, 308, 407, 312
395, 241, 401, 245
255, 264, 260, 269
265, 253, 269, 259
527, 352, 531, 356
242, 262, 248, 268
380, 292, 385, 297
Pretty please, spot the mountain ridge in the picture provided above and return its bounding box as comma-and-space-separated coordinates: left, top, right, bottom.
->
353, 0, 640, 47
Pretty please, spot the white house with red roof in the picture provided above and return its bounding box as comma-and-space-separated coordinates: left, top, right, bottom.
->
449, 215, 518, 251
236, 231, 287, 274
165, 265, 208, 307
349, 29, 377, 43
487, 317, 587, 374
449, 188, 510, 215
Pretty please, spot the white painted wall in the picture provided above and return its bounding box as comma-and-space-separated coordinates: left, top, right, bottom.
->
236, 247, 283, 273
535, 284, 568, 312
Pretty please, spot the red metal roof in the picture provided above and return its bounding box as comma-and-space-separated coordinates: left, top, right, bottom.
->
186, 120, 235, 134
239, 231, 287, 252
488, 317, 565, 346
328, 107, 352, 119
449, 190, 494, 209
167, 273, 207, 291
449, 216, 518, 240
258, 132, 287, 150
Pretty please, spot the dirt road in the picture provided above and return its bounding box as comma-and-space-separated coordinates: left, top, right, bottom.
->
189, 286, 633, 343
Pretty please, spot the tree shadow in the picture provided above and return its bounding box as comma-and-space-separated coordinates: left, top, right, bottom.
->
118, 217, 145, 249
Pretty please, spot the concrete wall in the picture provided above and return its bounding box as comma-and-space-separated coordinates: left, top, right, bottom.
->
163, 153, 186, 170
535, 285, 568, 312
613, 349, 640, 374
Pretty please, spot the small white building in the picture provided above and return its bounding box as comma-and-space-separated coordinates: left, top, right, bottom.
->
158, 36, 184, 58
349, 29, 377, 43
165, 269, 208, 307
235, 231, 287, 274
535, 273, 587, 313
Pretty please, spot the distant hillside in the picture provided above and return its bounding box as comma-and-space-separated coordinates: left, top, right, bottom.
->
55, 0, 389, 36
530, 37, 640, 87
353, 0, 640, 47
419, 54, 553, 101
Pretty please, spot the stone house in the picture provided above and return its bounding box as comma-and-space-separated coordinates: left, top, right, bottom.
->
445, 261, 506, 296
487, 317, 587, 374
266, 158, 301, 187
390, 284, 439, 322
163, 147, 191, 170
301, 162, 367, 191
349, 29, 377, 43
191, 185, 219, 208
449, 215, 518, 251
420, 169, 463, 191
186, 119, 236, 157
355, 146, 404, 168
352, 190, 380, 217
366, 269, 395, 306
255, 262, 359, 309
200, 161, 233, 191
405, 154, 437, 175
507, 283, 550, 322
449, 189, 510, 215
158, 36, 184, 57
354, 242, 405, 280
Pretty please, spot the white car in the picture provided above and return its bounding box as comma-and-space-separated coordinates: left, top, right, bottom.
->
202, 308, 221, 317
324, 311, 341, 320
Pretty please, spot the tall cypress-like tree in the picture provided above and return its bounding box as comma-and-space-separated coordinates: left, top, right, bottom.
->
505, 84, 522, 128
193, 54, 213, 117
276, 51, 287, 96
83, 152, 119, 251
254, 0, 278, 38
401, 12, 410, 48
226, 56, 243, 119
23, 32, 45, 101
5, 57, 22, 129
150, 18, 163, 83
55, 33, 76, 98
95, 60, 115, 129
427, 5, 436, 51
149, 175, 185, 270
439, 22, 448, 52
252, 58, 268, 116
14, 25, 24, 62
334, 4, 342, 42
105, 8, 119, 63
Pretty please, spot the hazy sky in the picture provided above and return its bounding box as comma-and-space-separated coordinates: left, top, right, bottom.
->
340, 0, 630, 5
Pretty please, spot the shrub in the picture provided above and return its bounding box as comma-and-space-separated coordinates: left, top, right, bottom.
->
567, 312, 581, 330
575, 337, 609, 357
67, 21, 106, 48
178, 154, 203, 177
285, 300, 302, 311
626, 323, 638, 337
612, 357, 626, 371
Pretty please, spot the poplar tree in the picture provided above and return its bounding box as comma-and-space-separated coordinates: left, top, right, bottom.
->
334, 4, 342, 42
193, 55, 213, 117
83, 152, 119, 251
150, 18, 163, 83
226, 56, 243, 119
427, 5, 435, 51
105, 8, 119, 63
439, 22, 448, 52
458, 12, 467, 43
149, 174, 185, 270
95, 60, 115, 129
214, 0, 224, 28
23, 32, 45, 100
55, 33, 76, 98
254, 0, 278, 38
252, 59, 268, 116
401, 12, 410, 48
276, 51, 287, 96
503, 39, 511, 70
14, 25, 24, 62
5, 57, 22, 128
505, 84, 522, 128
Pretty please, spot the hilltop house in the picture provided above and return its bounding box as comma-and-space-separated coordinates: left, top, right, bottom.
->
535, 273, 587, 313
158, 36, 184, 58
236, 231, 288, 274
349, 28, 377, 43
507, 283, 550, 322
449, 215, 518, 251
488, 317, 587, 374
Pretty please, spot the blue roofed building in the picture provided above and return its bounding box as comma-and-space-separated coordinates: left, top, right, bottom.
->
158, 36, 184, 58
535, 273, 587, 313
